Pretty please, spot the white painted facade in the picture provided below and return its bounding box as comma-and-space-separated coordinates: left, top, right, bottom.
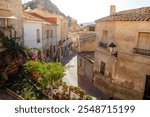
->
23, 21, 43, 49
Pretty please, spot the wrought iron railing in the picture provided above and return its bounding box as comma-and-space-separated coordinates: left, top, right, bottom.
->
99, 42, 108, 48
133, 48, 150, 56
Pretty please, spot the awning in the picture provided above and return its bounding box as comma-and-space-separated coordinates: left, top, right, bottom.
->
0, 9, 17, 19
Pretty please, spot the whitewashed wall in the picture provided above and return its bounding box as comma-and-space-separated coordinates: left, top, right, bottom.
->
23, 21, 42, 49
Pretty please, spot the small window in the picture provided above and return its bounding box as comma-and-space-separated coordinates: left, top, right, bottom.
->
100, 61, 106, 76
138, 32, 150, 50
50, 29, 53, 38
36, 29, 40, 43
46, 30, 49, 39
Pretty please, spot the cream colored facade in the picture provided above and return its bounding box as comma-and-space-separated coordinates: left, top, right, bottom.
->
0, 0, 22, 52
61, 17, 69, 41
77, 32, 96, 90
68, 16, 79, 32
0, 0, 22, 37
94, 7, 150, 99
42, 25, 57, 55
77, 32, 96, 52
77, 52, 95, 81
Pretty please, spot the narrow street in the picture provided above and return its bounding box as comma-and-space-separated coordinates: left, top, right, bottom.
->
62, 52, 78, 87
62, 52, 107, 99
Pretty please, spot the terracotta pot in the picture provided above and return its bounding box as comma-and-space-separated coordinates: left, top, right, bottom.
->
32, 71, 40, 79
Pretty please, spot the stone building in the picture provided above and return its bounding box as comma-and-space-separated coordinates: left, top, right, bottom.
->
78, 52, 95, 82
94, 6, 150, 99
68, 16, 79, 32
29, 9, 70, 61
0, 0, 22, 52
82, 24, 96, 32
77, 32, 96, 52
77, 32, 96, 87
23, 11, 57, 61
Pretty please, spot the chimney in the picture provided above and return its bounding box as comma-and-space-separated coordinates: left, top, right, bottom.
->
110, 5, 116, 15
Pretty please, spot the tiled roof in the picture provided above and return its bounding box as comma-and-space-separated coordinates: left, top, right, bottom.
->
96, 7, 150, 22
22, 11, 45, 22
76, 32, 96, 40
30, 9, 58, 17
29, 9, 58, 25
78, 51, 95, 62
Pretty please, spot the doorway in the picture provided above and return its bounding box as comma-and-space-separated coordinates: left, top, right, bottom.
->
144, 75, 150, 99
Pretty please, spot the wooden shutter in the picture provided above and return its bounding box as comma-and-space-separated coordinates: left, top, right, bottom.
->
138, 33, 150, 50
102, 30, 108, 43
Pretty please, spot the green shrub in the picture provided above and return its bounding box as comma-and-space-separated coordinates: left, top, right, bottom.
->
24, 60, 67, 88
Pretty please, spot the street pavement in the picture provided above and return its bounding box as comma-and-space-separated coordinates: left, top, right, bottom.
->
62, 52, 108, 99
62, 52, 78, 87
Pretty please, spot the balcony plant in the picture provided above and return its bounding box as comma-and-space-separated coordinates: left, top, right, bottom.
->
24, 60, 67, 88
0, 27, 30, 60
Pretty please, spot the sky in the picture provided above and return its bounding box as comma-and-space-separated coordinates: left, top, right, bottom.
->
22, 0, 150, 23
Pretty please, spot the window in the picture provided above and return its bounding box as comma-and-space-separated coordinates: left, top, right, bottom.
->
50, 29, 53, 38
46, 49, 49, 57
0, 19, 5, 28
138, 32, 150, 50
46, 30, 49, 39
102, 30, 108, 42
100, 61, 106, 76
36, 29, 40, 43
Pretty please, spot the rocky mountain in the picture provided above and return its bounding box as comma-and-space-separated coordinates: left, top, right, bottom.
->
24, 0, 65, 16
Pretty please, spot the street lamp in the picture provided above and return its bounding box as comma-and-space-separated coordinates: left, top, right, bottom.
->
108, 42, 117, 56
108, 42, 117, 99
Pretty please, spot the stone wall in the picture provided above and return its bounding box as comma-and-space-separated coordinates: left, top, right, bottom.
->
77, 55, 94, 82
94, 21, 150, 99
77, 55, 84, 76
78, 37, 96, 52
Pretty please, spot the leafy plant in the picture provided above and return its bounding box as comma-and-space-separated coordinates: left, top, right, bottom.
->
24, 60, 67, 88
0, 27, 30, 59
86, 95, 93, 100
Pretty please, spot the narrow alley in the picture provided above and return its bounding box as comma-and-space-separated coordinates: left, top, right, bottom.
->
62, 52, 107, 99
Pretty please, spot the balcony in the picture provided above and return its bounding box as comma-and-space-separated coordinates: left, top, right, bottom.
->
133, 48, 150, 56
99, 42, 108, 48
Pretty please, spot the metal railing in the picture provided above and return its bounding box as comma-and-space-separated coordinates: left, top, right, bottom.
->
133, 48, 150, 56
99, 42, 108, 48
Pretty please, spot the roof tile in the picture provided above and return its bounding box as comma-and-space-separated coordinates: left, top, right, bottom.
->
96, 7, 150, 22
